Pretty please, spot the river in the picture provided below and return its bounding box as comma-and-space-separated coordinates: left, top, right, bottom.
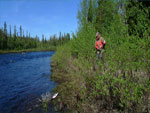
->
0, 51, 56, 113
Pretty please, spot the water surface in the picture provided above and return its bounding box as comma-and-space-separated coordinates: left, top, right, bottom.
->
0, 51, 55, 113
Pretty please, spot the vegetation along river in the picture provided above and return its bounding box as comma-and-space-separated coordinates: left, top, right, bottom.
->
0, 51, 56, 113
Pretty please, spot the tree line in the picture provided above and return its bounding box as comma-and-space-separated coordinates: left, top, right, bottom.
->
0, 22, 70, 50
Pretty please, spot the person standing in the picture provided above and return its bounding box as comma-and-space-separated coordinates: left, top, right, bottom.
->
95, 32, 106, 59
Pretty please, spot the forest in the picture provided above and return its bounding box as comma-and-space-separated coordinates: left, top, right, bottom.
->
0, 22, 70, 52
51, 0, 150, 113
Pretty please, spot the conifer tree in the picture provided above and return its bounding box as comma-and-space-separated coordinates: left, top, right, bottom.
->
77, 0, 88, 27
87, 0, 93, 23
20, 25, 22, 37
95, 0, 118, 33
14, 25, 17, 38
4, 21, 7, 37
9, 25, 11, 38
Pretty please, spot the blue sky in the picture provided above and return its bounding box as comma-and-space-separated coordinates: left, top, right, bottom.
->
0, 0, 81, 40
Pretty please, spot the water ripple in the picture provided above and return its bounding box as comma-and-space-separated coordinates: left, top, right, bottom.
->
0, 51, 55, 113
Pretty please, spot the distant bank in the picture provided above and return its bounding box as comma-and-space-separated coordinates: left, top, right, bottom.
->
0, 47, 56, 54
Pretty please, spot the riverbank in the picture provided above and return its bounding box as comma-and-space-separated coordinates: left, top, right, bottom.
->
0, 47, 56, 54
50, 23, 150, 112
50, 0, 150, 112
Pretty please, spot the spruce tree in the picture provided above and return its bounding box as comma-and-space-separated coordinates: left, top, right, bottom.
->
14, 25, 17, 38
20, 25, 22, 37
9, 25, 12, 38
4, 21, 7, 37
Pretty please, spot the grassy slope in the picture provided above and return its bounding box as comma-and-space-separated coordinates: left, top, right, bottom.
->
51, 24, 150, 113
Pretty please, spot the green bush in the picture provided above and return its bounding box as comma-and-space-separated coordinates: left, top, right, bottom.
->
51, 0, 150, 112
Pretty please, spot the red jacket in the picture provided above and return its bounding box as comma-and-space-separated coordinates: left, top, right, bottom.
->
95, 40, 103, 50
95, 37, 106, 50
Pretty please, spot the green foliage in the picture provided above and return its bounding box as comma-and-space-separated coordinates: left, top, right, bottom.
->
0, 22, 70, 51
126, 0, 150, 37
71, 23, 96, 59
42, 101, 48, 113
95, 0, 118, 33
51, 0, 150, 112
77, 0, 97, 27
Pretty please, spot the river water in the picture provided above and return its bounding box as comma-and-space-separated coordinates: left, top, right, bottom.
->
0, 51, 56, 113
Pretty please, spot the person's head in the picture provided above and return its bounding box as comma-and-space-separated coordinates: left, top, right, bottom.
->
96, 32, 101, 40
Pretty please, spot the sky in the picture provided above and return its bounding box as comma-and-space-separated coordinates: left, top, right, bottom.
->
0, 0, 81, 40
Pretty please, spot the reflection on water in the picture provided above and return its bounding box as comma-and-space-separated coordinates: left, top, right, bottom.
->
0, 51, 55, 113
